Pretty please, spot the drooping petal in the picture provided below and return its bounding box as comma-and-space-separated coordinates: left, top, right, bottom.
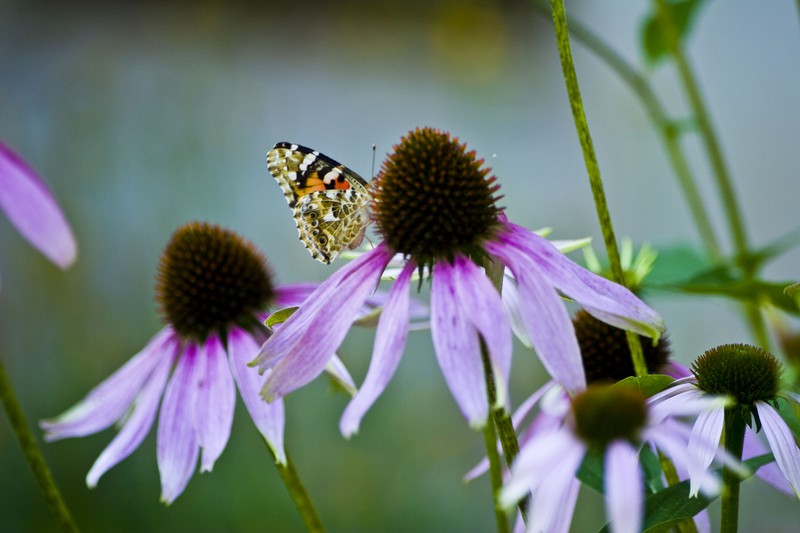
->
340, 260, 415, 437
501, 276, 532, 347
41, 328, 177, 440
756, 402, 800, 497
227, 328, 285, 465
499, 222, 664, 340
485, 239, 586, 394
0, 141, 77, 269
688, 407, 725, 496
273, 283, 318, 308
743, 428, 795, 496
645, 421, 721, 497
192, 335, 236, 473
86, 351, 175, 487
430, 260, 486, 429
605, 440, 643, 533
451, 255, 512, 409
158, 345, 200, 505
259, 244, 393, 401
528, 457, 581, 533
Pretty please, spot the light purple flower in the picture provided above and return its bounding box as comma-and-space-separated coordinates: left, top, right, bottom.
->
41, 222, 354, 504
500, 384, 729, 533
0, 141, 77, 272
253, 220, 664, 435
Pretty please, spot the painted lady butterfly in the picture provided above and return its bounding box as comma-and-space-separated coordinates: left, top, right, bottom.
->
267, 142, 371, 264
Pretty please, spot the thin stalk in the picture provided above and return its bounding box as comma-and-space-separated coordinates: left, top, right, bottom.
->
480, 340, 511, 533
720, 408, 746, 533
273, 451, 326, 533
549, 0, 647, 376
657, 451, 698, 533
530, 0, 722, 261
653, 0, 771, 350
0, 356, 79, 532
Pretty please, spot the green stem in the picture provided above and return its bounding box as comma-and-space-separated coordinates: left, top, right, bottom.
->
0, 356, 80, 532
653, 0, 771, 350
657, 451, 698, 533
549, 0, 647, 376
273, 451, 326, 533
480, 341, 511, 533
720, 408, 746, 533
530, 0, 722, 262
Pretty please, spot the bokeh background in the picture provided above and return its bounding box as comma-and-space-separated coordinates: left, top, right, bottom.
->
2, 0, 799, 531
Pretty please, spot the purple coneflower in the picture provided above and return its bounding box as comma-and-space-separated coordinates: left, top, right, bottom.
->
41, 222, 352, 504
253, 127, 664, 435
656, 343, 800, 498
0, 141, 76, 274
500, 383, 730, 533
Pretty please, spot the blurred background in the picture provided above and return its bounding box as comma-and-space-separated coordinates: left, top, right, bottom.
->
1, 0, 798, 531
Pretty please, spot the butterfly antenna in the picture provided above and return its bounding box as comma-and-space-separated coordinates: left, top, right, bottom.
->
371, 144, 377, 179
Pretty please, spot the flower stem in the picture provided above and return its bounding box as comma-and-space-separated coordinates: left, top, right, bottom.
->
273, 450, 326, 533
720, 408, 746, 533
0, 356, 80, 532
530, 0, 722, 262
479, 335, 512, 532
548, 0, 647, 376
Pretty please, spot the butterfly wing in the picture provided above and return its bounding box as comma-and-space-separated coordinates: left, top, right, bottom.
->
268, 142, 371, 264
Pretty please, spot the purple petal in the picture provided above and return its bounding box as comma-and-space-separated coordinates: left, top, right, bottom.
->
430, 260, 487, 428
498, 223, 664, 339
485, 239, 586, 394
756, 402, 800, 497
451, 255, 512, 408
41, 328, 177, 440
192, 334, 236, 473
227, 328, 285, 464
86, 351, 174, 487
605, 441, 643, 533
645, 421, 720, 497
157, 345, 200, 505
743, 428, 795, 496
688, 407, 725, 496
0, 142, 77, 269
259, 244, 393, 401
273, 283, 318, 308
340, 260, 415, 437
501, 276, 532, 347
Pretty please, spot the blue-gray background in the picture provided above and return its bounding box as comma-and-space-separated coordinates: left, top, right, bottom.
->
1, 1, 798, 531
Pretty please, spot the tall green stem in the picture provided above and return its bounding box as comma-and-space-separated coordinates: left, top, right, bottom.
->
480, 340, 511, 533
653, 0, 770, 350
0, 356, 79, 532
549, 0, 647, 376
530, 0, 722, 262
273, 451, 326, 533
720, 408, 746, 533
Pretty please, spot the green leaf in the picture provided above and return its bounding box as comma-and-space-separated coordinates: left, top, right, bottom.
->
265, 307, 297, 328
576, 447, 605, 493
640, 0, 706, 65
613, 375, 674, 398
641, 243, 710, 286
666, 275, 800, 317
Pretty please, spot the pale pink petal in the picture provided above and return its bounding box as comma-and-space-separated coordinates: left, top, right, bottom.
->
605, 441, 643, 533
430, 260, 486, 428
192, 335, 236, 472
41, 328, 177, 440
259, 245, 393, 400
451, 255, 512, 408
340, 260, 414, 437
688, 407, 725, 496
227, 328, 285, 464
501, 276, 532, 347
86, 351, 175, 487
645, 421, 721, 497
157, 345, 200, 505
0, 141, 77, 269
756, 402, 800, 497
500, 222, 664, 339
743, 428, 795, 496
485, 239, 586, 394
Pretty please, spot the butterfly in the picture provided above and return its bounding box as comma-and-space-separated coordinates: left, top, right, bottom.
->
267, 142, 372, 264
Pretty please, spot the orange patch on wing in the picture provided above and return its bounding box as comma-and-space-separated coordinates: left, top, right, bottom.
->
334, 179, 351, 190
